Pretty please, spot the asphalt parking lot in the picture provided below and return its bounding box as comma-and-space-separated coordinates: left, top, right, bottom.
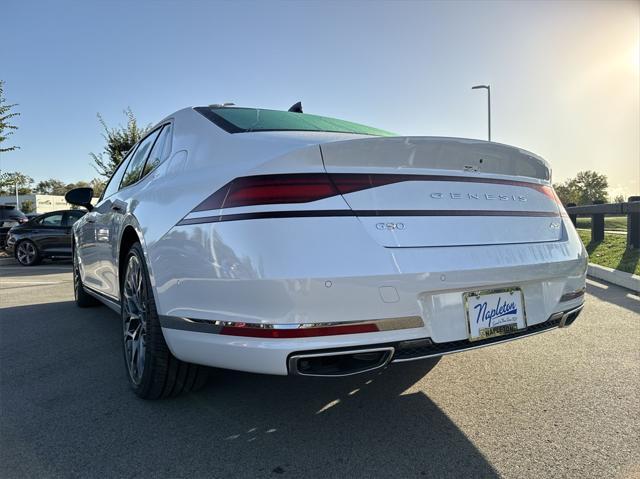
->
1, 258, 639, 479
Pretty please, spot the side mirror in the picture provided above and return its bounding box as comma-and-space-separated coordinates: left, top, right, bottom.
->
65, 188, 94, 211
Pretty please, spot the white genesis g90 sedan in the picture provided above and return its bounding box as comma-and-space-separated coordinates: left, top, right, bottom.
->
66, 105, 587, 398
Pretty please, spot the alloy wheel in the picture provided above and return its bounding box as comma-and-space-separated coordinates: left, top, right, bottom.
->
123, 254, 147, 385
73, 250, 80, 301
16, 242, 36, 265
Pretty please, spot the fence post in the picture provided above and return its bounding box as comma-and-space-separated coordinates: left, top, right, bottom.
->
628, 196, 640, 250
591, 200, 605, 243
567, 203, 577, 227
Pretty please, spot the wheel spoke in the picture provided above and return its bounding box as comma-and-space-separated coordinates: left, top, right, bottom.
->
130, 339, 138, 374
137, 338, 145, 378
122, 254, 146, 385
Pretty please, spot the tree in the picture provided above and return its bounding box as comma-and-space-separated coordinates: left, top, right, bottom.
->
90, 178, 105, 197
613, 194, 625, 203
20, 200, 35, 213
0, 80, 20, 153
0, 171, 33, 195
553, 181, 580, 206
573, 171, 609, 204
90, 108, 150, 178
65, 180, 90, 191
30, 177, 104, 197
35, 178, 67, 195
553, 170, 608, 205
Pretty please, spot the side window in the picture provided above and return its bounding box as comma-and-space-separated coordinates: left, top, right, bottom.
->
64, 210, 86, 226
142, 124, 172, 178
40, 213, 64, 226
101, 147, 137, 200
120, 129, 162, 189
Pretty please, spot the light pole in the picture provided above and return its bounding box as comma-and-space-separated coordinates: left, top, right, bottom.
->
471, 84, 491, 141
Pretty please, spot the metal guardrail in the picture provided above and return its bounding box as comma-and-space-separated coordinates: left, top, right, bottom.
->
565, 196, 640, 249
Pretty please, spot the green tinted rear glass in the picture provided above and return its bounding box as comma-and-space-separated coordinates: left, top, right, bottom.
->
195, 107, 395, 136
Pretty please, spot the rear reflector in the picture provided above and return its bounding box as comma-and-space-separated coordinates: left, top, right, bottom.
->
559, 288, 585, 302
220, 322, 379, 338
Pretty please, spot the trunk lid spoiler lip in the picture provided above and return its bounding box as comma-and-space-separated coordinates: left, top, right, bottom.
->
319, 135, 551, 183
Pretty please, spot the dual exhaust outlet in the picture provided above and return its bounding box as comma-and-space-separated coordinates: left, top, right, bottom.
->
288, 347, 395, 377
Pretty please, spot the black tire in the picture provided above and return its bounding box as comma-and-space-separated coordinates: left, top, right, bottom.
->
73, 246, 100, 307
15, 239, 41, 266
121, 242, 208, 399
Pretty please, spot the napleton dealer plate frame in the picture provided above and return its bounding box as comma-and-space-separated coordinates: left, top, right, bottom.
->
463, 287, 528, 342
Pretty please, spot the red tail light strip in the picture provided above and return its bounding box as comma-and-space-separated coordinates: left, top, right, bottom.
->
194, 174, 339, 211
192, 173, 562, 213
160, 315, 425, 337
220, 323, 379, 338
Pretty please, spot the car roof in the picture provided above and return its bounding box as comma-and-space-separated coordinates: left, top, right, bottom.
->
40, 209, 82, 214
0, 206, 26, 219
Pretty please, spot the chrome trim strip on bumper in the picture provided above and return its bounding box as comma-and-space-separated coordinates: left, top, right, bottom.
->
159, 315, 424, 335
288, 347, 395, 377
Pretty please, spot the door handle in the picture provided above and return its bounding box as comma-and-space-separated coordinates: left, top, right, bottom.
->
86, 216, 96, 223
111, 200, 127, 213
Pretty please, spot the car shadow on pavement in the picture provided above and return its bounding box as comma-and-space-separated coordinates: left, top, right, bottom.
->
1, 300, 499, 478
586, 278, 640, 314
0, 259, 72, 278
187, 362, 500, 478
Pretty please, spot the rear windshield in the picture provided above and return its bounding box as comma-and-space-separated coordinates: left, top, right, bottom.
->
194, 107, 394, 137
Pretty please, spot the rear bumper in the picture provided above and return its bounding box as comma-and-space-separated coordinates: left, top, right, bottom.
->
162, 303, 584, 375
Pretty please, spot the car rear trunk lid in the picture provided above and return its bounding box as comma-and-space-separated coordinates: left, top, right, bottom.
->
320, 136, 562, 247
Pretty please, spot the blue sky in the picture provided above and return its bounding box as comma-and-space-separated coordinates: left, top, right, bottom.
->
3, 0, 639, 197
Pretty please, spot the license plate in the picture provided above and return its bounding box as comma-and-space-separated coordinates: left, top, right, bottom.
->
464, 288, 527, 341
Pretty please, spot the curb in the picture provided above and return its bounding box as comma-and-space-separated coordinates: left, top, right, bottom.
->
587, 263, 640, 293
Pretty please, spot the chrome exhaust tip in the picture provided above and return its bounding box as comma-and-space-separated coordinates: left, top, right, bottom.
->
288, 347, 395, 377
558, 304, 584, 328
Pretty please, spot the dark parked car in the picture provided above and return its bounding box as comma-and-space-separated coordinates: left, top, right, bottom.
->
5, 209, 86, 265
0, 205, 28, 248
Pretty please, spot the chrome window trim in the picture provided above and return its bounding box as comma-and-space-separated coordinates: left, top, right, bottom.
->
118, 127, 164, 191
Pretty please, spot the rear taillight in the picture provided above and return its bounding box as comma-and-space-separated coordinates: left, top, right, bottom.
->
538, 185, 562, 204
193, 173, 565, 212
330, 174, 404, 195
193, 174, 339, 211
538, 185, 569, 216
192, 173, 413, 212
